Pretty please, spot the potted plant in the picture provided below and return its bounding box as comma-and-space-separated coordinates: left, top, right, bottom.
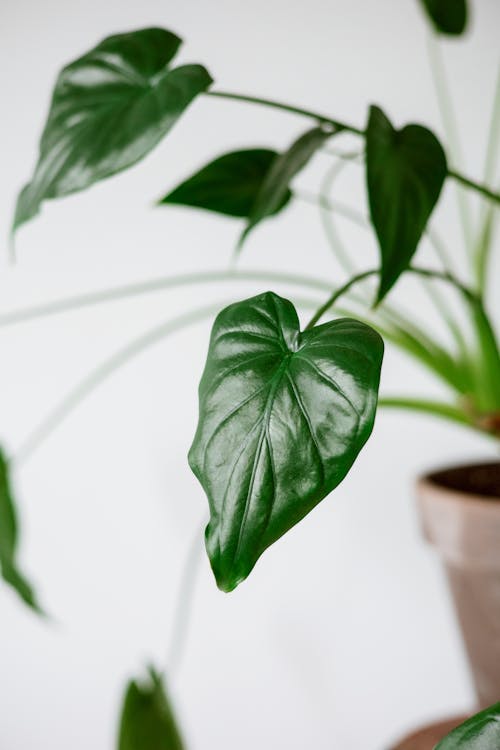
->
1, 0, 499, 747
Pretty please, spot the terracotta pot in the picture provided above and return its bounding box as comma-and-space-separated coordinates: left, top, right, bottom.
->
417, 461, 500, 709
391, 715, 469, 750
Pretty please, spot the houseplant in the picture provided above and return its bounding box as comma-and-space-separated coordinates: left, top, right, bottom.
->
1, 0, 495, 748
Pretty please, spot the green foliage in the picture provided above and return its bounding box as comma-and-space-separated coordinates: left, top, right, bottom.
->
118, 668, 184, 750
159, 148, 291, 218
469, 300, 500, 413
419, 0, 468, 36
189, 292, 383, 591
0, 448, 41, 612
366, 105, 448, 302
6, 13, 500, 748
239, 127, 331, 247
13, 28, 212, 231
435, 703, 500, 749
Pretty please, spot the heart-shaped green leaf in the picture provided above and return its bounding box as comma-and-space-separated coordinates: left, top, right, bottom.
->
118, 668, 184, 750
238, 127, 331, 248
419, 0, 468, 35
435, 703, 500, 749
366, 105, 447, 302
159, 148, 291, 218
13, 27, 212, 231
0, 447, 41, 612
189, 292, 383, 592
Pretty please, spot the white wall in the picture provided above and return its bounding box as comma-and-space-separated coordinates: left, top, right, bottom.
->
0, 0, 499, 748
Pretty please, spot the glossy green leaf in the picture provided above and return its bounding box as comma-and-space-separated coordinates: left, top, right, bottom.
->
435, 703, 500, 749
366, 105, 447, 302
189, 292, 383, 592
0, 447, 41, 612
419, 0, 468, 35
159, 148, 291, 217
239, 127, 331, 247
118, 668, 184, 750
14, 27, 212, 231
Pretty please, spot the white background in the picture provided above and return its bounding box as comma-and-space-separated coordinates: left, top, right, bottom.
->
1, 0, 499, 748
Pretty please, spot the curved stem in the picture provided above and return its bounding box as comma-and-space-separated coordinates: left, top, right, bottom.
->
305, 270, 377, 329
305, 266, 478, 329
12, 303, 229, 466
448, 170, 500, 206
296, 187, 457, 273
426, 227, 455, 273
378, 397, 471, 428
482, 68, 500, 191
426, 34, 473, 248
296, 186, 469, 353
0, 270, 330, 329
204, 90, 364, 135
12, 296, 320, 466
206, 89, 500, 204
295, 189, 366, 231
165, 519, 206, 680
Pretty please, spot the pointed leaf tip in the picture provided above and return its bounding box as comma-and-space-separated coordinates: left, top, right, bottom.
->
13, 27, 212, 233
0, 447, 42, 613
366, 105, 447, 303
189, 292, 383, 591
118, 667, 184, 750
238, 126, 331, 250
159, 148, 291, 218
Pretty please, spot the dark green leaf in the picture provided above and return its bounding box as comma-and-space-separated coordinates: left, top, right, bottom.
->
189, 292, 383, 592
159, 148, 291, 218
0, 447, 41, 612
435, 703, 500, 749
14, 28, 212, 231
239, 127, 331, 247
366, 105, 447, 302
419, 0, 468, 35
118, 668, 184, 750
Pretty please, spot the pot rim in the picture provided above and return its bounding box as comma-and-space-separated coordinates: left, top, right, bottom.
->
417, 460, 500, 506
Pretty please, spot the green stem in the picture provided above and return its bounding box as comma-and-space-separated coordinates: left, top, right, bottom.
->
448, 170, 500, 206
206, 89, 500, 204
378, 397, 471, 428
12, 303, 229, 465
294, 189, 367, 230
165, 519, 206, 679
297, 189, 456, 270
482, 68, 500, 190
427, 34, 473, 247
204, 90, 364, 135
305, 266, 477, 329
12, 297, 320, 466
296, 186, 469, 355
420, 278, 470, 358
426, 227, 455, 273
305, 270, 377, 329
0, 270, 330, 329
317, 166, 359, 274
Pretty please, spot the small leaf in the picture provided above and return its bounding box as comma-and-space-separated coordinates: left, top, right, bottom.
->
189, 292, 383, 592
366, 105, 447, 302
435, 703, 500, 749
118, 668, 184, 750
159, 148, 291, 218
419, 0, 468, 35
13, 27, 212, 231
239, 127, 331, 247
0, 447, 41, 612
